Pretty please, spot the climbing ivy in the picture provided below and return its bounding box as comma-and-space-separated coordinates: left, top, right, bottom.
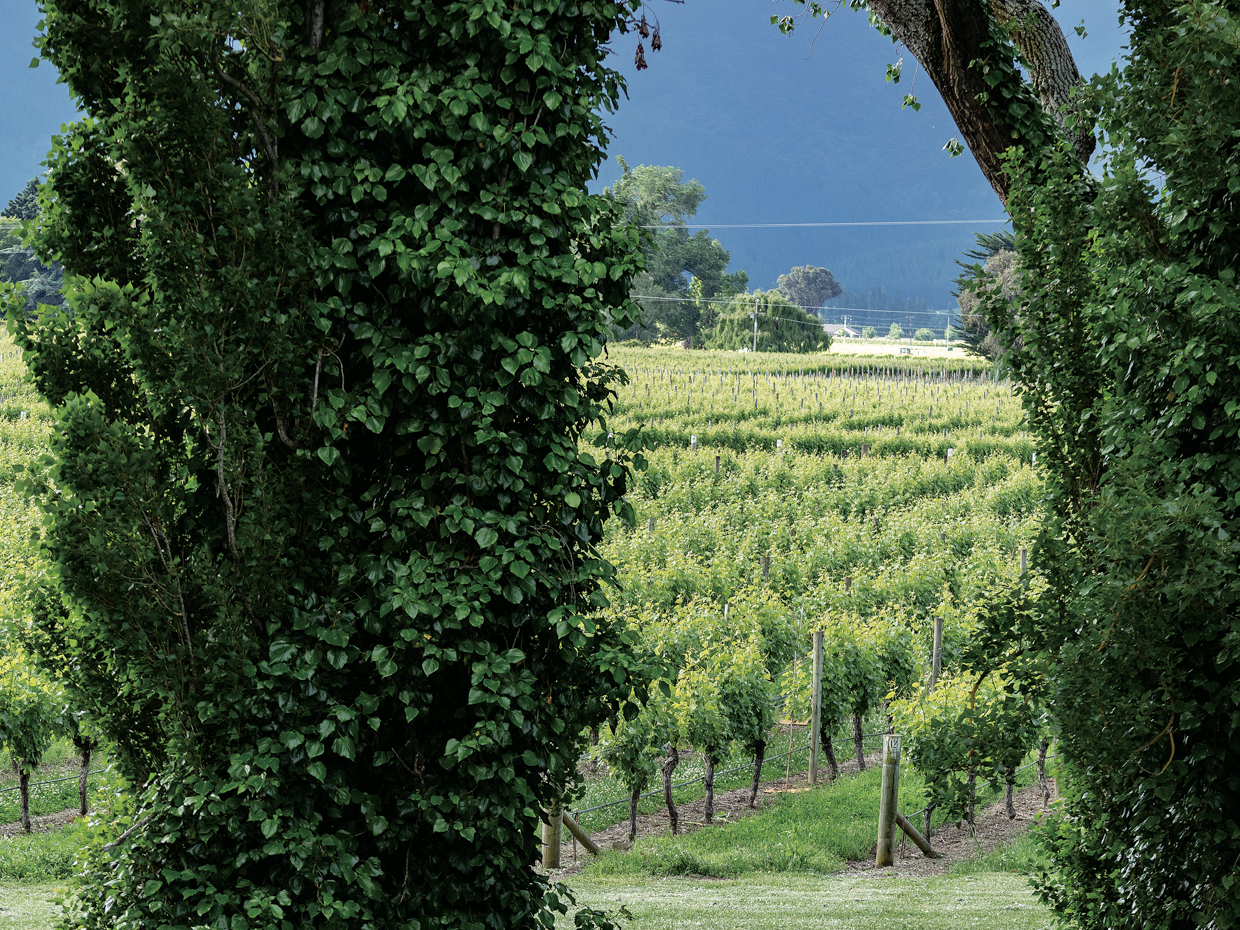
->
11, 0, 652, 927
979, 1, 1240, 925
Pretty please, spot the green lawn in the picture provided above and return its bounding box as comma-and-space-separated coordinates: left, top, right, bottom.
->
580, 758, 1041, 879
560, 872, 1052, 930
0, 886, 59, 930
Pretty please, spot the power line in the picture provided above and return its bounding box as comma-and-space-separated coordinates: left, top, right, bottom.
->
636, 219, 1009, 229
631, 294, 955, 321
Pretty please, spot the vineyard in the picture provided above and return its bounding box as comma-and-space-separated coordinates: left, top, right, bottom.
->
608, 346, 1031, 459
571, 347, 1049, 850
0, 334, 100, 839
0, 338, 1050, 877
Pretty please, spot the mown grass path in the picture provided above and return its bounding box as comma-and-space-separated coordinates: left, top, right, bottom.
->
0, 885, 58, 930
560, 872, 1050, 930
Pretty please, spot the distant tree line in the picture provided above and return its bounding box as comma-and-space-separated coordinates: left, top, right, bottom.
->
607, 162, 959, 349
1, 178, 66, 315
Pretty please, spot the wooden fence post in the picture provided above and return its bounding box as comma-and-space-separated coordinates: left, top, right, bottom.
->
894, 810, 942, 859
542, 799, 562, 870
809, 630, 824, 785
875, 734, 902, 866
561, 812, 600, 855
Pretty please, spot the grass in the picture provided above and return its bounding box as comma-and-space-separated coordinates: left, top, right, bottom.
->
571, 715, 890, 835
0, 822, 91, 883
579, 747, 1044, 879
583, 762, 930, 878
0, 886, 60, 930
951, 830, 1048, 877
563, 774, 1057, 929
559, 872, 1052, 930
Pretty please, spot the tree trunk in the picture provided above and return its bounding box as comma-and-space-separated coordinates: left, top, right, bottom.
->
824, 731, 839, 779
662, 745, 679, 835
19, 768, 31, 834
967, 766, 976, 831
853, 714, 865, 770
858, 0, 1093, 202
1005, 767, 1016, 819
628, 787, 640, 843
1037, 737, 1050, 808
79, 744, 92, 817
749, 739, 765, 808
924, 801, 936, 839
703, 754, 715, 824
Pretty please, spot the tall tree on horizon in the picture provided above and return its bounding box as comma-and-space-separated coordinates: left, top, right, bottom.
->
3, 179, 42, 221
775, 264, 842, 316
606, 158, 747, 343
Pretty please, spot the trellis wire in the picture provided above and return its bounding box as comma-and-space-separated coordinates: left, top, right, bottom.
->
0, 766, 111, 796
572, 731, 887, 817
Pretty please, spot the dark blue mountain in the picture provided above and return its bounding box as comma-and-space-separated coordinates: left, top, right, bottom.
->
592, 0, 1126, 309
2, 0, 1123, 311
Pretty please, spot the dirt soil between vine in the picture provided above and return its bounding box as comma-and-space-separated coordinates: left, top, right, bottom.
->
550, 754, 1057, 878
0, 808, 81, 838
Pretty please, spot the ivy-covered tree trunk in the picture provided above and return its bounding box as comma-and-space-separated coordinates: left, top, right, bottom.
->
991, 1, 1240, 914
16, 0, 646, 926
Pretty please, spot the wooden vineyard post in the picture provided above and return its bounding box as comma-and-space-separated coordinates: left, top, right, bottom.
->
561, 813, 601, 856
648, 516, 655, 534
761, 555, 770, 581
542, 798, 562, 870
809, 630, 824, 785
715, 454, 720, 475
930, 614, 943, 690
875, 734, 902, 867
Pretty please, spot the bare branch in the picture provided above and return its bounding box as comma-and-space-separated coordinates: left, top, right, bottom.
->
103, 811, 157, 851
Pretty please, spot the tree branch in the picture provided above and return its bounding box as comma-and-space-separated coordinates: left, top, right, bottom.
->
862, 0, 1093, 201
